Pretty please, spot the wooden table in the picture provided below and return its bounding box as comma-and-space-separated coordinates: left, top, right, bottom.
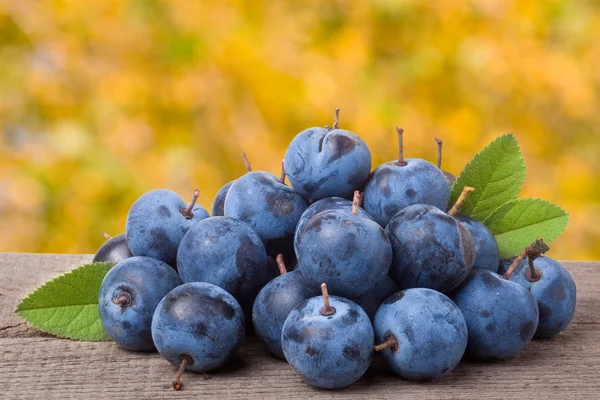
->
0, 253, 597, 399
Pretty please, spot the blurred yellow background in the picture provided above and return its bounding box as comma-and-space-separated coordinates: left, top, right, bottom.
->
1, 1, 598, 260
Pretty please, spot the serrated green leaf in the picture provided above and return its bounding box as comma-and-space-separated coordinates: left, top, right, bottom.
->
16, 262, 115, 341
484, 199, 569, 258
450, 134, 526, 221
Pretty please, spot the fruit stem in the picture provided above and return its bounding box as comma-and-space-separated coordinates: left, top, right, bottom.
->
435, 138, 443, 169
447, 186, 475, 216
320, 283, 336, 316
358, 192, 364, 207
241, 153, 252, 173
503, 238, 549, 280
180, 189, 200, 219
351, 190, 360, 216
172, 355, 192, 391
279, 159, 286, 185
276, 254, 287, 275
112, 293, 130, 314
102, 232, 111, 241
333, 108, 340, 130
395, 127, 407, 167
373, 335, 399, 352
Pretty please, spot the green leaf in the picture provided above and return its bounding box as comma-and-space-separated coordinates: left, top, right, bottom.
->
16, 262, 115, 341
450, 134, 526, 221
484, 199, 569, 258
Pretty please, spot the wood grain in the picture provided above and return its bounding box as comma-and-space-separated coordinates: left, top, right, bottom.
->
0, 253, 598, 399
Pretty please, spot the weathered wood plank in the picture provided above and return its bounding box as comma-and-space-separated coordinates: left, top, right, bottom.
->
0, 254, 598, 399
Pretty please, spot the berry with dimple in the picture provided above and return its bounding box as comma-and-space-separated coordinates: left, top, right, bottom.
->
503, 240, 576, 338
126, 189, 209, 267
152, 282, 244, 390
93, 232, 133, 264
177, 216, 268, 325
373, 288, 468, 380
284, 109, 372, 202
99, 256, 182, 351
224, 165, 308, 246
363, 128, 450, 227
296, 191, 392, 298
385, 189, 476, 293
449, 269, 539, 360
281, 283, 374, 389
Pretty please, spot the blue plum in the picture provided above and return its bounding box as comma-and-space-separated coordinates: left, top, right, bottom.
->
385, 204, 475, 293
177, 216, 268, 305
211, 181, 234, 217
373, 288, 467, 380
293, 196, 372, 255
224, 171, 308, 244
352, 276, 399, 322
363, 128, 450, 227
281, 285, 374, 389
252, 255, 320, 358
456, 215, 499, 272
126, 189, 209, 266
93, 232, 133, 263
506, 256, 576, 338
449, 269, 539, 360
152, 282, 244, 389
99, 256, 182, 351
296, 201, 392, 298
284, 109, 372, 201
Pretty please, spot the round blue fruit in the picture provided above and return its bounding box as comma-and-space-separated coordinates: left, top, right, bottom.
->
93, 233, 133, 263
224, 171, 308, 242
99, 256, 182, 351
386, 204, 475, 293
151, 282, 245, 372
449, 269, 539, 360
177, 216, 268, 305
456, 215, 500, 272
293, 196, 373, 255
373, 288, 468, 380
211, 181, 234, 217
281, 295, 374, 389
363, 159, 450, 227
296, 209, 392, 298
284, 127, 371, 201
252, 270, 320, 358
507, 257, 576, 338
126, 189, 209, 266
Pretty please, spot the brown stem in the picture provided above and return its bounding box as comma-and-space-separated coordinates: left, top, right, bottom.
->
358, 192, 364, 207
395, 127, 407, 166
435, 138, 443, 169
180, 189, 200, 219
333, 108, 340, 130
276, 254, 287, 275
527, 257, 542, 282
320, 283, 336, 316
373, 335, 399, 352
279, 159, 286, 184
351, 190, 360, 216
241, 153, 252, 173
447, 186, 475, 216
112, 293, 130, 314
503, 238, 549, 280
102, 232, 111, 241
172, 355, 192, 391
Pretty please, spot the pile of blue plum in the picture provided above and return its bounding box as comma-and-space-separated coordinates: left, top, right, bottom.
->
95, 110, 576, 390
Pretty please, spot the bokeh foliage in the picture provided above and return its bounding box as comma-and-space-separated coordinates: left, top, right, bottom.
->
1, 0, 598, 259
